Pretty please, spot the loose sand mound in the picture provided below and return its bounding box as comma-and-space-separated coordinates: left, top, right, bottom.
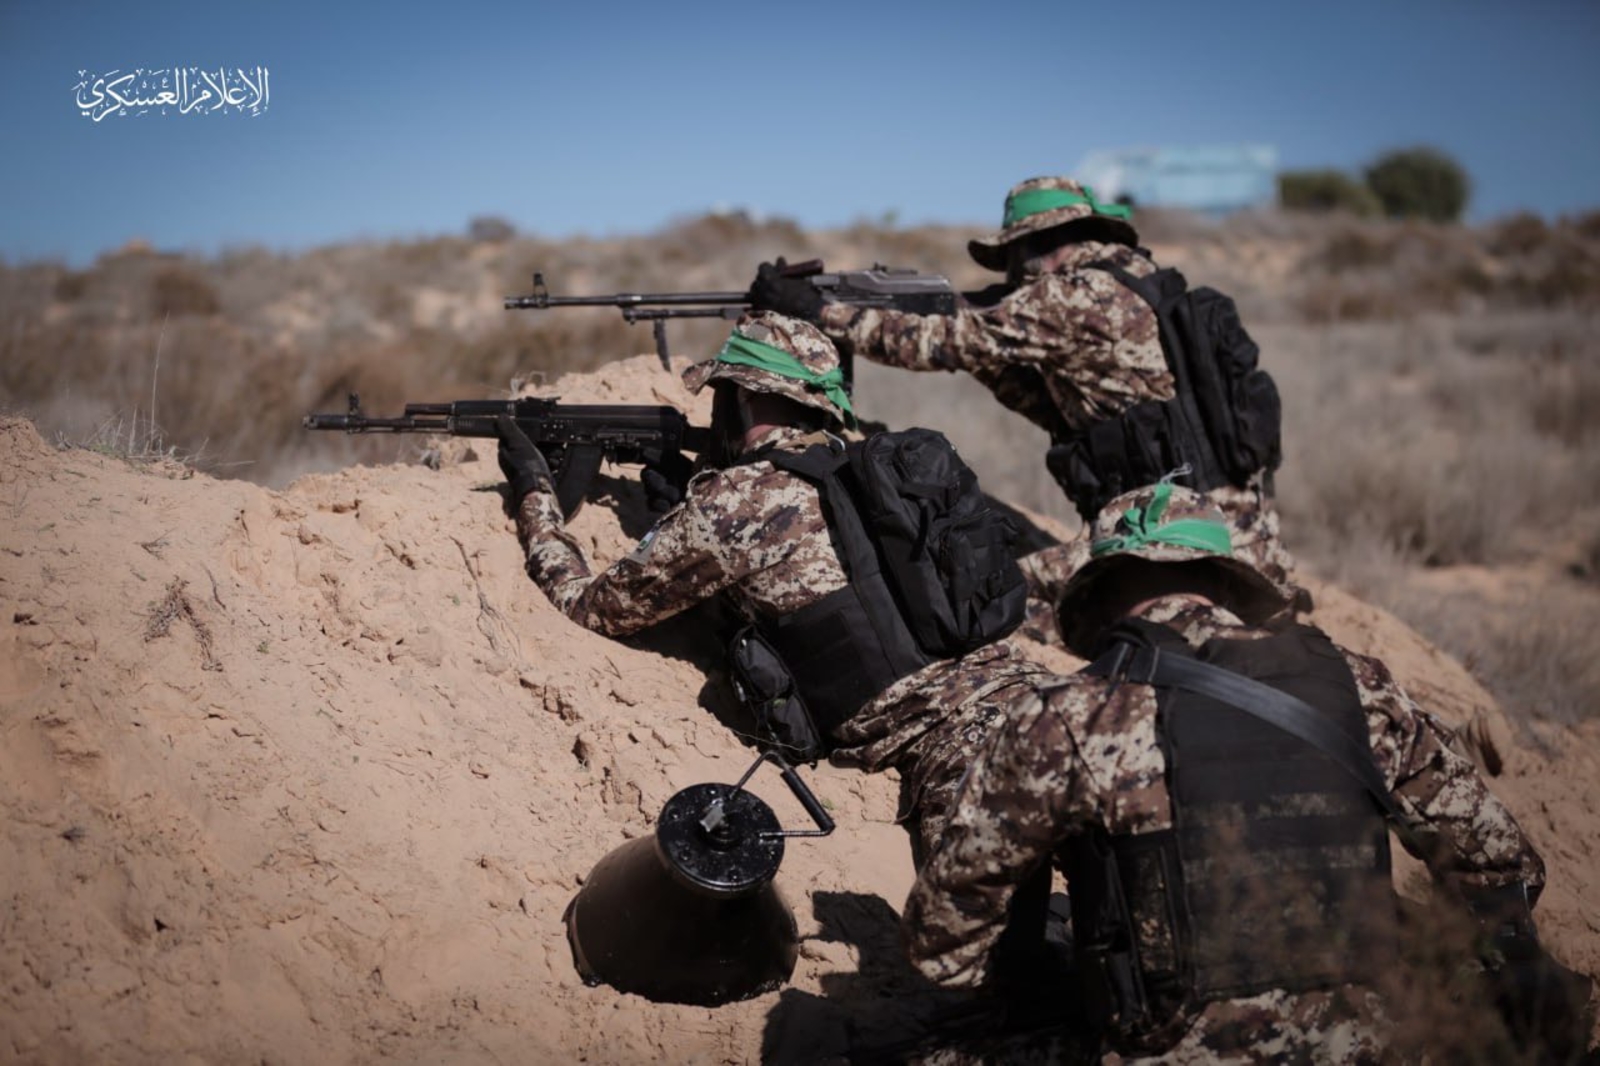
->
3, 356, 1595, 1063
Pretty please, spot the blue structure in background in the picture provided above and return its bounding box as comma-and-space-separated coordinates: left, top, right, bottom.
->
1074, 145, 1278, 215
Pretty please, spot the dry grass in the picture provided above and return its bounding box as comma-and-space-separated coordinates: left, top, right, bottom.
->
5, 209, 1598, 726
144, 578, 220, 671
1401, 583, 1600, 727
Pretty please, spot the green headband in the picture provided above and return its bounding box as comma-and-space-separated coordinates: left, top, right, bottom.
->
1003, 185, 1133, 227
1090, 482, 1233, 558
715, 331, 857, 429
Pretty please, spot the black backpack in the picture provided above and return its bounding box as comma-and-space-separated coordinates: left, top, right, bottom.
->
1046, 263, 1282, 520
729, 429, 1027, 762
768, 428, 1028, 658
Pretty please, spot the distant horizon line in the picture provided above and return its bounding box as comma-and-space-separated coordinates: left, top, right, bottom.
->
7, 200, 1597, 269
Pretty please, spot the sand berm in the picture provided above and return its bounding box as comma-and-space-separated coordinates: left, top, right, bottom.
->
3, 356, 1597, 1063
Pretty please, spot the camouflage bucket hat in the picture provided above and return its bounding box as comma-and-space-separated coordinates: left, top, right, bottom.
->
968, 176, 1139, 271
682, 312, 857, 429
1055, 482, 1293, 627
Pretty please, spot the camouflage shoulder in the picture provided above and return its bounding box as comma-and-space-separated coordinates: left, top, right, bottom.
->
1034, 670, 1126, 724
995, 271, 1072, 306
683, 459, 813, 516
1340, 645, 1410, 707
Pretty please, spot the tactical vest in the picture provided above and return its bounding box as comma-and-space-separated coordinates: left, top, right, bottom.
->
1062, 620, 1397, 1045
1042, 257, 1283, 521
744, 432, 1025, 745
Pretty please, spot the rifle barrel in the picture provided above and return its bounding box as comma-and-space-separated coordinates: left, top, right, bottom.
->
623, 306, 747, 322
301, 413, 453, 433
505, 290, 748, 310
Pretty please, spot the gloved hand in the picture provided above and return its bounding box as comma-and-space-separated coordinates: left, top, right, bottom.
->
639, 447, 694, 514
1467, 882, 1595, 1061
746, 259, 823, 321
1486, 947, 1594, 1062
497, 415, 555, 509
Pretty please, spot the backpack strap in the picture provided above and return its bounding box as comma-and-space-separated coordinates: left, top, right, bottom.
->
1089, 261, 1227, 491
763, 442, 873, 581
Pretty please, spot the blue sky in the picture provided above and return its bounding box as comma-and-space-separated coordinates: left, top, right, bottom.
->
3, 0, 1598, 264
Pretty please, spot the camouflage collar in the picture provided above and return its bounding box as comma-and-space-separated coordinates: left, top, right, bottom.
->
1130, 594, 1248, 639
740, 425, 828, 457
1050, 239, 1147, 274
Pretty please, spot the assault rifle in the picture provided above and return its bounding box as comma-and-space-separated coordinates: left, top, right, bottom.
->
504, 259, 957, 376
303, 393, 710, 518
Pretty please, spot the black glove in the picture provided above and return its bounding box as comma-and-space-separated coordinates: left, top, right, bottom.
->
496, 415, 555, 509
1486, 949, 1593, 1061
639, 447, 694, 514
746, 260, 823, 321
1468, 882, 1595, 1061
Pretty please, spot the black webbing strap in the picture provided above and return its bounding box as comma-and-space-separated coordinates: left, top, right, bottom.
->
1086, 643, 1412, 834
1081, 259, 1230, 494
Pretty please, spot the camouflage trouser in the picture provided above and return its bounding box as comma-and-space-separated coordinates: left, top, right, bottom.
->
1017, 483, 1304, 646
906, 986, 1388, 1065
1112, 988, 1389, 1065
829, 644, 1056, 867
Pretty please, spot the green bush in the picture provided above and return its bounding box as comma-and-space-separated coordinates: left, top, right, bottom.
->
1364, 147, 1471, 222
1278, 169, 1381, 216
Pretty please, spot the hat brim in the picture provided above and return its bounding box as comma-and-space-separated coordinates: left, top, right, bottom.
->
681, 358, 718, 394
680, 359, 845, 424
968, 212, 1141, 272
1055, 554, 1293, 642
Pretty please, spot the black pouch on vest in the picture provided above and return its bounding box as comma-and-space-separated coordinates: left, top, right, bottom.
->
728, 626, 825, 763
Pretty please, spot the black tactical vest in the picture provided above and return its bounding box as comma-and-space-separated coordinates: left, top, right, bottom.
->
1062, 620, 1397, 1044
1043, 258, 1283, 521
751, 433, 1024, 741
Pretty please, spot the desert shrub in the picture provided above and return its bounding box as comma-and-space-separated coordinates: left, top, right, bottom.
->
1503, 241, 1600, 308
1304, 430, 1533, 566
54, 270, 89, 302
1575, 530, 1600, 586
659, 211, 808, 266
467, 215, 516, 243
1364, 147, 1471, 223
1279, 169, 1381, 217
1295, 280, 1403, 323
1286, 215, 1582, 320
1126, 206, 1217, 244
1275, 315, 1589, 570
1410, 261, 1495, 309
1565, 209, 1600, 242
1314, 228, 1396, 272
1485, 212, 1550, 257
1522, 353, 1600, 447
151, 267, 221, 316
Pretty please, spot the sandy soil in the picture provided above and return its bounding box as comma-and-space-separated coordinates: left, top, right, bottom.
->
2, 356, 1595, 1064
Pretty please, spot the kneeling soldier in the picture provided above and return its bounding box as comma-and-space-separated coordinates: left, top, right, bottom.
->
903, 483, 1583, 1062
500, 312, 1049, 863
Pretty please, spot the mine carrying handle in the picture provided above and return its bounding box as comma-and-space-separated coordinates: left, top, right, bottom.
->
724, 750, 836, 841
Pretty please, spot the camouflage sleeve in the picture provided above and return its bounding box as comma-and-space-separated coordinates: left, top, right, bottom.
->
816, 280, 1075, 376
1350, 650, 1546, 895
513, 467, 813, 638
511, 480, 741, 637
900, 687, 1098, 988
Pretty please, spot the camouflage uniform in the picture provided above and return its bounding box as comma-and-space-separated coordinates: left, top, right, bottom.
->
901, 486, 1545, 1063
513, 314, 1054, 861
814, 177, 1297, 604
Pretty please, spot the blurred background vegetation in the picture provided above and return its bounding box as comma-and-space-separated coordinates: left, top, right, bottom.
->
2, 186, 1597, 734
